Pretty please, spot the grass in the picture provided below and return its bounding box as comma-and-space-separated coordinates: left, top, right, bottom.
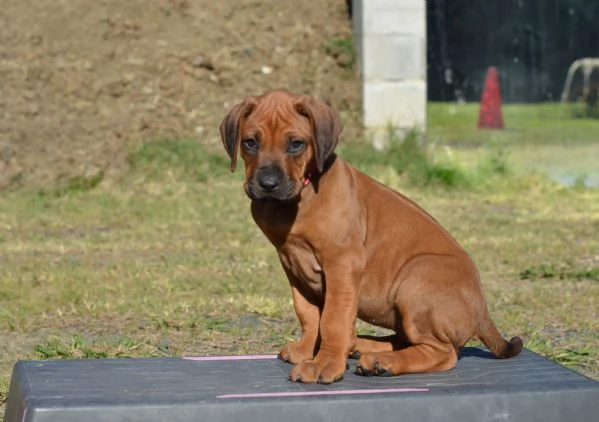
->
428, 101, 599, 187
323, 36, 355, 70
1, 108, 599, 416
520, 263, 599, 281
428, 102, 599, 147
338, 128, 511, 189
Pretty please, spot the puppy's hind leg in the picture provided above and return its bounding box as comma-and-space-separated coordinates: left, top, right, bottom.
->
350, 334, 409, 359
355, 253, 472, 376
355, 341, 457, 376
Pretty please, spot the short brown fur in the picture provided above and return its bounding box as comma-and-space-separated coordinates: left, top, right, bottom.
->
220, 89, 523, 384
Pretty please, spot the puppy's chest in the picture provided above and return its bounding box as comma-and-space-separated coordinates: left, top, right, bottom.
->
278, 242, 324, 292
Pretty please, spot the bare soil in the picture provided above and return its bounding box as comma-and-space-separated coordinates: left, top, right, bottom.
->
0, 0, 359, 189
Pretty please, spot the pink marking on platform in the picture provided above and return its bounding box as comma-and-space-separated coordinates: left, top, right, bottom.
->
217, 388, 429, 399
182, 354, 278, 361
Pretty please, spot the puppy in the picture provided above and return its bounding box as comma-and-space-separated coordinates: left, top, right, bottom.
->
220, 89, 522, 384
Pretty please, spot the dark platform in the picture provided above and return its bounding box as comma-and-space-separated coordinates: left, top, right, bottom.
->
4, 348, 599, 422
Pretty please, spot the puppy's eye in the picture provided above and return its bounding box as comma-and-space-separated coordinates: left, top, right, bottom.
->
287, 139, 306, 155
242, 138, 259, 153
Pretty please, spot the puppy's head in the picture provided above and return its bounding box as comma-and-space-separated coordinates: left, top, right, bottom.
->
220, 90, 342, 202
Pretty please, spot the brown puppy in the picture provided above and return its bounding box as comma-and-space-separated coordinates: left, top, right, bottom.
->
220, 89, 523, 384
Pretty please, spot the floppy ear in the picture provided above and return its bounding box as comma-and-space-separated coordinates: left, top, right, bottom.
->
295, 97, 343, 173
219, 98, 257, 172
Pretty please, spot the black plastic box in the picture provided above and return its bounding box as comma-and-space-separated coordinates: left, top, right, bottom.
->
4, 348, 599, 422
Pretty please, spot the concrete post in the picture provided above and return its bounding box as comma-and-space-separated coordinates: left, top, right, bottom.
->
352, 0, 427, 147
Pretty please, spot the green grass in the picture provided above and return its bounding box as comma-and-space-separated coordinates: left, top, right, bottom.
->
428, 102, 599, 147
323, 36, 355, 70
1, 106, 599, 416
128, 138, 231, 182
33, 334, 151, 360
520, 264, 599, 281
428, 102, 599, 187
337, 129, 510, 189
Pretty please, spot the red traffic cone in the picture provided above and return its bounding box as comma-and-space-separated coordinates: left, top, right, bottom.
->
478, 67, 504, 129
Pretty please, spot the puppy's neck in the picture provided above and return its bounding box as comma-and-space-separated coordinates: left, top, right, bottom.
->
303, 154, 337, 192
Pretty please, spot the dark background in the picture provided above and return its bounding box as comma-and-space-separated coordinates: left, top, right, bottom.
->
427, 0, 599, 103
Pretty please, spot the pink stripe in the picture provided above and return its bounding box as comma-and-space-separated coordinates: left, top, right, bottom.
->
182, 354, 278, 361
217, 388, 429, 399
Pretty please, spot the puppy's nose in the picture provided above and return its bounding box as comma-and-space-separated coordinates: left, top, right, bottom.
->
257, 167, 283, 191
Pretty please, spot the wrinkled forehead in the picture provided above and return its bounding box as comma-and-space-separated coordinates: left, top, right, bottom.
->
242, 98, 311, 139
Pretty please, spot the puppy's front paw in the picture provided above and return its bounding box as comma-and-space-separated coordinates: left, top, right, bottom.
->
289, 354, 346, 384
278, 340, 314, 364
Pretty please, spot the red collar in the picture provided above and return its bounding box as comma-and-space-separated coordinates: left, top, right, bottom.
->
303, 172, 312, 187
303, 163, 319, 187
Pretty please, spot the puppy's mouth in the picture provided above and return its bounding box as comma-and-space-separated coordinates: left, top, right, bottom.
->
245, 181, 300, 203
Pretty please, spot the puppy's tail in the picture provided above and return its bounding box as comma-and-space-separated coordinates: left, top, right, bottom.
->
477, 309, 523, 359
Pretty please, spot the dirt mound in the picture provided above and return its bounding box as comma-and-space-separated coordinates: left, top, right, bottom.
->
0, 0, 359, 189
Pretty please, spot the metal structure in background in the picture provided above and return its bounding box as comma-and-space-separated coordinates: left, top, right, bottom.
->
427, 0, 599, 103
561, 58, 599, 103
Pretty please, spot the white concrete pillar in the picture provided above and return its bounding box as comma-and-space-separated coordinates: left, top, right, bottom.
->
352, 0, 427, 147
